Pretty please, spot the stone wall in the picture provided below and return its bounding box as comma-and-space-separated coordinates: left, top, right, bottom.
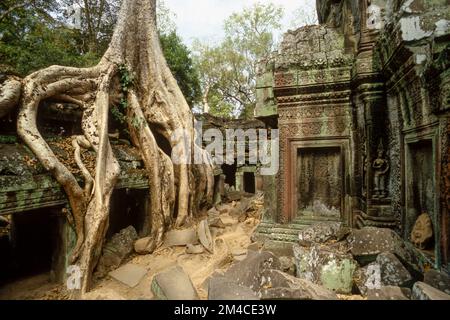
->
255, 0, 450, 270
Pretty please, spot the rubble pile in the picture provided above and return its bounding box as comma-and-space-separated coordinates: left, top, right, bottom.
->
62, 194, 450, 301
290, 224, 450, 300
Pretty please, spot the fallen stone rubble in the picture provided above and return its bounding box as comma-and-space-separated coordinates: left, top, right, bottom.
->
292, 224, 450, 300
95, 194, 450, 300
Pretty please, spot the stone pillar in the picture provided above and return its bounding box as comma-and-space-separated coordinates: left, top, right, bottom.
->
235, 171, 244, 192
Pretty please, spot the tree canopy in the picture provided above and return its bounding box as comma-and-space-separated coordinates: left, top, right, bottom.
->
194, 2, 284, 119
0, 0, 199, 107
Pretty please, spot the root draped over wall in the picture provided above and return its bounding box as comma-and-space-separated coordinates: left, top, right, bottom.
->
0, 0, 214, 294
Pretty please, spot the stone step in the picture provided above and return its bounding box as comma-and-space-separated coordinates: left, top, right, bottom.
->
256, 232, 298, 243
256, 217, 342, 244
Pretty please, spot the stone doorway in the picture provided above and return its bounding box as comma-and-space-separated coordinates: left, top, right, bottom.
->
296, 147, 343, 219
285, 139, 349, 224
243, 172, 256, 194
405, 137, 437, 259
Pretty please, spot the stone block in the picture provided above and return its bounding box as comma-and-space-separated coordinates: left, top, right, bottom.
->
293, 244, 357, 294
151, 265, 199, 300
109, 263, 147, 288
208, 276, 259, 300
412, 282, 450, 300
424, 269, 450, 295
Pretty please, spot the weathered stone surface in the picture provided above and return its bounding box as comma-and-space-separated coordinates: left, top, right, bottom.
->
411, 213, 434, 250
377, 252, 413, 287
197, 219, 214, 253
367, 286, 410, 300
222, 250, 281, 290
424, 269, 450, 295
279, 256, 296, 276
354, 263, 381, 295
297, 222, 343, 245
208, 276, 259, 300
186, 244, 205, 254
208, 216, 226, 229
293, 244, 357, 294
227, 191, 242, 202
348, 227, 396, 259
134, 237, 152, 254
354, 253, 412, 296
96, 226, 138, 277
348, 227, 425, 275
164, 227, 198, 247
109, 263, 147, 288
151, 266, 199, 300
412, 282, 450, 300
259, 270, 338, 300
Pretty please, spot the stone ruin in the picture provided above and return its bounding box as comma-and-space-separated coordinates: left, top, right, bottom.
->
1, 0, 450, 300
255, 0, 450, 273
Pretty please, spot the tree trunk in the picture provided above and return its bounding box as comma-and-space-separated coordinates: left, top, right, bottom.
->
2, 0, 213, 295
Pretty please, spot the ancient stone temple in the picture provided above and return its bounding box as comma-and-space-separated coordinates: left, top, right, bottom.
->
255, 0, 450, 270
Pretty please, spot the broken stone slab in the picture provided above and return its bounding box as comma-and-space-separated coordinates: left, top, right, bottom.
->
164, 227, 199, 247
208, 276, 259, 300
259, 270, 338, 300
151, 265, 199, 300
207, 207, 220, 216
354, 263, 381, 295
197, 219, 214, 253
222, 250, 281, 290
96, 226, 138, 277
424, 269, 450, 295
227, 191, 242, 202
412, 281, 450, 300
367, 286, 410, 300
186, 244, 205, 255
354, 253, 413, 296
208, 216, 226, 229
293, 244, 357, 294
348, 227, 425, 276
377, 252, 413, 287
279, 256, 296, 276
237, 197, 252, 214
354, 252, 413, 294
134, 237, 152, 254
297, 222, 343, 245
348, 227, 396, 260
109, 263, 147, 288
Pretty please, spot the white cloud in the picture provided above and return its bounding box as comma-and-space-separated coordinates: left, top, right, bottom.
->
163, 0, 317, 46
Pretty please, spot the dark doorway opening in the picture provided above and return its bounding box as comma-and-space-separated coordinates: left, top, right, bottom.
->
108, 189, 149, 238
407, 140, 435, 255
243, 172, 255, 194
222, 163, 237, 188
0, 208, 61, 286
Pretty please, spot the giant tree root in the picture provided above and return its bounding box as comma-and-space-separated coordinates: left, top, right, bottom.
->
2, 0, 213, 295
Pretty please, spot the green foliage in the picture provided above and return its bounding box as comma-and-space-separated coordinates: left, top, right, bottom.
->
0, 0, 199, 109
160, 31, 201, 107
110, 64, 134, 126
0, 0, 100, 76
194, 2, 284, 119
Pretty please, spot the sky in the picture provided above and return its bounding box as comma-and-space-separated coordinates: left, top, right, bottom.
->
163, 0, 317, 47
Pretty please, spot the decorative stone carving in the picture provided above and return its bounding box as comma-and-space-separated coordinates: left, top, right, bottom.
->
411, 213, 434, 250
372, 140, 389, 199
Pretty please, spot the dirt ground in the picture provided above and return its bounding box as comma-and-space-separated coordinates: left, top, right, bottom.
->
0, 196, 366, 301
0, 199, 261, 300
